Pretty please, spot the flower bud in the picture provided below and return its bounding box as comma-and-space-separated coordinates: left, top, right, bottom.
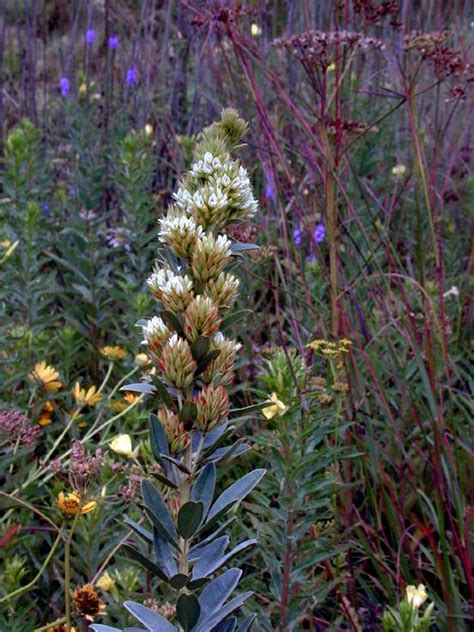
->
202, 333, 242, 385
157, 407, 189, 454
203, 272, 240, 309
194, 384, 230, 432
158, 211, 204, 259
183, 296, 222, 342
158, 334, 196, 389
191, 233, 232, 282
147, 268, 194, 312
141, 316, 171, 360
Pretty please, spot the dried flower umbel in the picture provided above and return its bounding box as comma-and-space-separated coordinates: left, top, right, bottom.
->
92, 110, 264, 632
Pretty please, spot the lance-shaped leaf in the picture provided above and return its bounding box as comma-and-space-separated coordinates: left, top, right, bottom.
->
150, 376, 175, 408
124, 517, 152, 544
189, 535, 229, 568
203, 442, 251, 465
190, 462, 216, 517
122, 544, 168, 582
193, 592, 253, 632
160, 310, 184, 336
230, 242, 259, 253
237, 615, 256, 631
191, 336, 210, 361
149, 415, 180, 485
229, 401, 268, 416
153, 527, 177, 578
197, 568, 242, 622
169, 573, 189, 589
221, 310, 251, 332
141, 480, 178, 547
177, 501, 204, 539
195, 349, 220, 376
192, 422, 229, 451
214, 619, 237, 632
206, 470, 265, 524
191, 540, 256, 580
124, 601, 178, 631
177, 594, 201, 631
90, 626, 122, 632
180, 401, 197, 423
120, 382, 156, 394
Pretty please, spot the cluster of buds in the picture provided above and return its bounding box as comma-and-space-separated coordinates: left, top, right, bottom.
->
141, 109, 256, 452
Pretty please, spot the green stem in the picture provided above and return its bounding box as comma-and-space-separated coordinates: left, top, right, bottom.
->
64, 513, 81, 630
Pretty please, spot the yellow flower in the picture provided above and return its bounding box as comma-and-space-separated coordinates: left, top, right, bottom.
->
392, 163, 407, 176
134, 353, 151, 366
123, 393, 140, 406
96, 570, 115, 592
109, 434, 139, 459
38, 401, 54, 426
47, 625, 78, 632
405, 584, 428, 608
56, 491, 97, 516
29, 362, 62, 392
144, 123, 153, 136
99, 345, 127, 361
262, 393, 288, 420
327, 62, 336, 72
250, 23, 262, 37
72, 382, 103, 407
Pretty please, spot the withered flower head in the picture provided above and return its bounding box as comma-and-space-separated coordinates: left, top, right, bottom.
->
73, 584, 106, 621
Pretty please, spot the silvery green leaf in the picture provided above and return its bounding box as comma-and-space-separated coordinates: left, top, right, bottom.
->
141, 479, 178, 547
197, 568, 242, 621
190, 462, 216, 517
124, 601, 178, 631
206, 470, 265, 523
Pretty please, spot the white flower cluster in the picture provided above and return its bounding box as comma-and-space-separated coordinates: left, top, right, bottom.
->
158, 214, 204, 258
173, 150, 258, 229
146, 269, 194, 311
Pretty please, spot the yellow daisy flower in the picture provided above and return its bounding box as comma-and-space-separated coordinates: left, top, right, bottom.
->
72, 383, 103, 407
262, 393, 289, 419
56, 491, 97, 516
29, 362, 62, 392
99, 346, 127, 361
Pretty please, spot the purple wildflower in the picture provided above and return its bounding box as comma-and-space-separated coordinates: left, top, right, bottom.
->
59, 76, 70, 98
0, 408, 42, 446
85, 28, 96, 45
292, 227, 302, 246
68, 187, 77, 198
108, 35, 119, 50
126, 65, 138, 87
314, 223, 326, 243
264, 181, 275, 202
306, 254, 317, 264
42, 203, 50, 214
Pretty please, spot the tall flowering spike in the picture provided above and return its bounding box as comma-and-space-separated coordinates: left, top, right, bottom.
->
105, 110, 264, 632
158, 334, 196, 389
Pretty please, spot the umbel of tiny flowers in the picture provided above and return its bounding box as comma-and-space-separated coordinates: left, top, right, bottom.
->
92, 110, 265, 632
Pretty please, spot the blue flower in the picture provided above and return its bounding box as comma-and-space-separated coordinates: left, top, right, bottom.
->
59, 76, 70, 97
42, 203, 50, 214
292, 227, 302, 246
126, 65, 138, 86
108, 35, 119, 50
85, 28, 96, 45
314, 223, 325, 243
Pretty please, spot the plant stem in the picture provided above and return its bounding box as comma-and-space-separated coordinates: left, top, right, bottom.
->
64, 513, 80, 630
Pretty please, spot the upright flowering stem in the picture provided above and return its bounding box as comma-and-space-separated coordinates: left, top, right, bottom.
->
95, 110, 264, 632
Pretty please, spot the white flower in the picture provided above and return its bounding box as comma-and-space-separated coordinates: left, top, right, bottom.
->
141, 316, 169, 343
443, 286, 459, 299
405, 584, 428, 609
109, 434, 139, 459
